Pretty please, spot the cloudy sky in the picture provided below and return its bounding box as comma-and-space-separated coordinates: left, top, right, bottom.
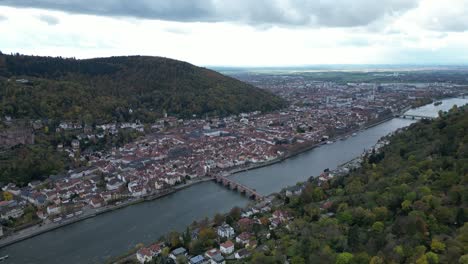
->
0, 0, 467, 66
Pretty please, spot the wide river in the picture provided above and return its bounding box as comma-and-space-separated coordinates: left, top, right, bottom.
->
0, 97, 466, 263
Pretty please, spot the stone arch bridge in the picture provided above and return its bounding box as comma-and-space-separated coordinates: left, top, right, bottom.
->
212, 175, 264, 201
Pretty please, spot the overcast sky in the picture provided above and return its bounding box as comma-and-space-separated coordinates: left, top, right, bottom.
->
0, 0, 467, 66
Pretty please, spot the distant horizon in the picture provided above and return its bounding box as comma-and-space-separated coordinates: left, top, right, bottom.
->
208, 64, 468, 69
3, 51, 468, 71
1, 1, 468, 66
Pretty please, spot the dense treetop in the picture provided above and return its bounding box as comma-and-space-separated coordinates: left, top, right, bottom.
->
256, 106, 468, 263
0, 53, 286, 122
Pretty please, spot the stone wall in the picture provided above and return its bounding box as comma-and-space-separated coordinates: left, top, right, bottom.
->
0, 125, 34, 148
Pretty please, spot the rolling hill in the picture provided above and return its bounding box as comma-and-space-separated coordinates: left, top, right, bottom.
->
0, 52, 286, 123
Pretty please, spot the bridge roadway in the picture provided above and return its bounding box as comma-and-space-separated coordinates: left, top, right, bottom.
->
213, 174, 264, 201
397, 114, 435, 120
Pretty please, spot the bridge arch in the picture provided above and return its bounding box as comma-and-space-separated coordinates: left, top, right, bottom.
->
213, 175, 264, 201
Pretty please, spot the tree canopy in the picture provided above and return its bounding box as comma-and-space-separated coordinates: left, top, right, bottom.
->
228, 106, 468, 264
0, 53, 286, 122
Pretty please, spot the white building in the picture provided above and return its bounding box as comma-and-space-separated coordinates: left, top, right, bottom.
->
46, 205, 61, 215
136, 248, 153, 263
219, 241, 234, 255
217, 224, 235, 238
106, 179, 124, 191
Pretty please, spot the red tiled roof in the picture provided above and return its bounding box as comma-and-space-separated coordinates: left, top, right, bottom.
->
205, 248, 221, 257
238, 218, 254, 225
149, 243, 161, 253
237, 232, 251, 241
220, 240, 234, 248
321, 201, 333, 209
137, 247, 152, 257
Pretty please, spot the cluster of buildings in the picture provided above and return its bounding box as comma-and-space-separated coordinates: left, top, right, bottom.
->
135, 200, 294, 263
0, 78, 465, 234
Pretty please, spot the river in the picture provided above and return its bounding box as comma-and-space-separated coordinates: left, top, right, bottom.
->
0, 97, 466, 263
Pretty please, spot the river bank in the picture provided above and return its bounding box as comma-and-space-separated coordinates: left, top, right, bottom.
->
110, 146, 372, 263
0, 115, 398, 248
0, 177, 214, 249
224, 113, 396, 179
1, 98, 467, 263
0, 119, 433, 263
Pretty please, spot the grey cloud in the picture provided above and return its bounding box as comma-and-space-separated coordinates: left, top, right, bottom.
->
426, 17, 468, 32
0, 14, 7, 21
38, 14, 59, 25
312, 0, 417, 27
0, 0, 212, 22
0, 0, 419, 27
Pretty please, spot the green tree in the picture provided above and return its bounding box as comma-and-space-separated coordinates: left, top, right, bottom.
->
459, 254, 468, 264
229, 207, 241, 221
213, 213, 225, 226
312, 187, 326, 201
161, 247, 170, 257
401, 200, 412, 212
425, 252, 439, 264
182, 227, 191, 247
430, 239, 446, 253
175, 255, 187, 264
372, 207, 388, 221
168, 231, 181, 248
198, 227, 216, 242
250, 252, 276, 264
372, 221, 384, 233
336, 252, 354, 264
369, 256, 384, 264
337, 210, 353, 225
416, 256, 428, 264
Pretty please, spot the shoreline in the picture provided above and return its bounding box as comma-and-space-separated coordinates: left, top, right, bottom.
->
109, 137, 380, 263
0, 177, 214, 249
0, 113, 404, 249
224, 114, 396, 178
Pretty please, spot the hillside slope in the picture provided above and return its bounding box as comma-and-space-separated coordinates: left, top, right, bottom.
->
0, 53, 286, 122
260, 106, 468, 263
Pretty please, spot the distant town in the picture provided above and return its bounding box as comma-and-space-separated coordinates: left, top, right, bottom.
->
0, 77, 466, 245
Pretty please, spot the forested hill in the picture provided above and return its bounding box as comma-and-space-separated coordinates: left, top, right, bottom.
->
232, 106, 468, 264
0, 53, 286, 122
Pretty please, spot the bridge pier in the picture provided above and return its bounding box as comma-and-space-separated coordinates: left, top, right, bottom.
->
213, 175, 264, 201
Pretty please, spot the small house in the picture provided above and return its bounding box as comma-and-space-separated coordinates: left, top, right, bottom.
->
170, 247, 187, 260
220, 240, 234, 255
